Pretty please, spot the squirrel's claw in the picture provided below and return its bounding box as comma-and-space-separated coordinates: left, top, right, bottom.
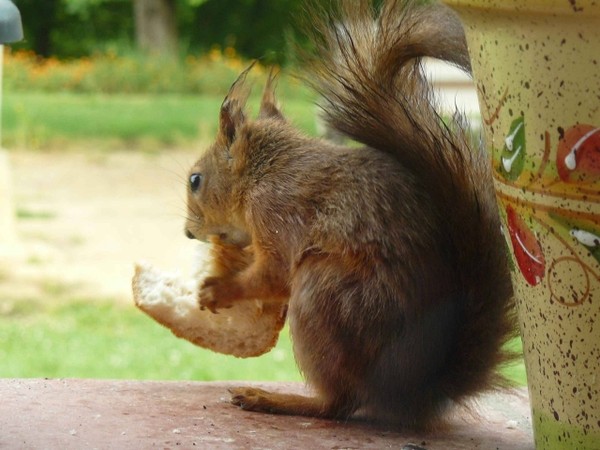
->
199, 276, 237, 313
229, 387, 271, 412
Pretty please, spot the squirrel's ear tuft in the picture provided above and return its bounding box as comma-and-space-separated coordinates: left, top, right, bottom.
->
219, 63, 255, 144
219, 99, 245, 144
259, 68, 284, 120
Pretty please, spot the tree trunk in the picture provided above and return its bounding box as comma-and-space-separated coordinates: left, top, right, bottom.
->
133, 0, 178, 56
32, 0, 59, 57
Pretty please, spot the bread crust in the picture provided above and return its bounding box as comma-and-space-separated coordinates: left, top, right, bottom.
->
132, 262, 286, 358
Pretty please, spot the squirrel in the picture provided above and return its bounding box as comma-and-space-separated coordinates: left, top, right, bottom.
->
184, 0, 517, 429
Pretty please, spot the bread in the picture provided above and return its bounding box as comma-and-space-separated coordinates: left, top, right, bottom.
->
131, 252, 287, 358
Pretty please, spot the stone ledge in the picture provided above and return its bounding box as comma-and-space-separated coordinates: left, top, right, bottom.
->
0, 379, 533, 449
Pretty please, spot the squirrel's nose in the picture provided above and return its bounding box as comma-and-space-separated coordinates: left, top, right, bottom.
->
185, 229, 196, 240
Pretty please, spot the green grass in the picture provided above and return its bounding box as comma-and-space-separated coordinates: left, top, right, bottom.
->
1, 88, 318, 149
502, 336, 527, 386
0, 299, 301, 381
16, 208, 57, 220
0, 299, 526, 385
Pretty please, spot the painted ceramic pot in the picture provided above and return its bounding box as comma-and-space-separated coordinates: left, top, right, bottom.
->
442, 1, 600, 448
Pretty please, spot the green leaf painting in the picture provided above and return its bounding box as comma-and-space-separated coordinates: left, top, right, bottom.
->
549, 211, 600, 265
500, 116, 526, 181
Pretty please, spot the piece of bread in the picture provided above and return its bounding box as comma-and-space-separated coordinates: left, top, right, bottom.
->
132, 254, 287, 358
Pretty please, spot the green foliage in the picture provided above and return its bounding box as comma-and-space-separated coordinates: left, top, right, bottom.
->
3, 48, 314, 95
184, 0, 304, 65
12, 0, 305, 64
62, 0, 107, 16
13, 0, 134, 57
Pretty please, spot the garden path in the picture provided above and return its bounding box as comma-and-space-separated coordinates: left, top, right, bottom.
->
0, 147, 202, 304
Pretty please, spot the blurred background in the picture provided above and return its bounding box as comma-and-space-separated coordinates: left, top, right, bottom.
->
0, 0, 312, 382
0, 0, 522, 384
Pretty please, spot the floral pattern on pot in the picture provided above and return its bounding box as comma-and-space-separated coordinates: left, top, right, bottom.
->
493, 118, 600, 307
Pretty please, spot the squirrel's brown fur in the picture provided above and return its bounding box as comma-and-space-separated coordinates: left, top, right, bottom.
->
185, 0, 517, 429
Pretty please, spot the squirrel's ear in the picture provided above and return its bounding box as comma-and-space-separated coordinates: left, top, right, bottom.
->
219, 63, 254, 144
219, 99, 245, 144
259, 68, 284, 120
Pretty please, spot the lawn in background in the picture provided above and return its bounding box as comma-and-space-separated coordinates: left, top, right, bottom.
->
0, 299, 301, 382
1, 49, 317, 150
1, 90, 318, 150
0, 298, 525, 385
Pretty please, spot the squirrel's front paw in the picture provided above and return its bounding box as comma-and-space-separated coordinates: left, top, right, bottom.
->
198, 277, 238, 313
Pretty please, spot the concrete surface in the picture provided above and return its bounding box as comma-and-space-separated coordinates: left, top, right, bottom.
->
0, 379, 533, 449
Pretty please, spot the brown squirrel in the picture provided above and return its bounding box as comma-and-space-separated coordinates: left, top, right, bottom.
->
184, 0, 517, 429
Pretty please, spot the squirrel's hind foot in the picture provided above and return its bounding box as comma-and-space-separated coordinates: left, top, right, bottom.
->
228, 386, 351, 420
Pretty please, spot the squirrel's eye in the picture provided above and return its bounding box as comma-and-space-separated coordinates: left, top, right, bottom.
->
189, 173, 203, 192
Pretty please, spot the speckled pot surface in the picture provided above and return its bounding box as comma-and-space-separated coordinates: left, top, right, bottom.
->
443, 1, 600, 448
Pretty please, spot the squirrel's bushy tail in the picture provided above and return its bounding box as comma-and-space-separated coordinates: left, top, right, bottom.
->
305, 0, 517, 413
